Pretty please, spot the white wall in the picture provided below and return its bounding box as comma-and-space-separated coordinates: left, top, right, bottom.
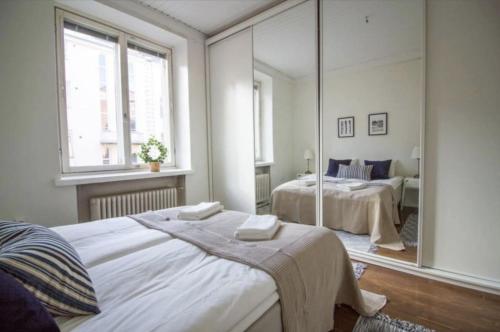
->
424, 0, 500, 281
292, 60, 421, 177
0, 0, 78, 227
183, 39, 210, 204
254, 68, 274, 164
292, 76, 317, 175
254, 61, 296, 190
322, 59, 422, 176
0, 0, 209, 226
270, 70, 296, 189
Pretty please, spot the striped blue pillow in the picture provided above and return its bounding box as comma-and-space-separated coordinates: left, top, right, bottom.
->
0, 221, 99, 316
337, 164, 373, 181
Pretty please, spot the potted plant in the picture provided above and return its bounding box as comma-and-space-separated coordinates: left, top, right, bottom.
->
138, 137, 168, 172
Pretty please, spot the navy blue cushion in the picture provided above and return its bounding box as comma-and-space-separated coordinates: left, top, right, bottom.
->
0, 221, 99, 316
364, 160, 392, 179
326, 159, 351, 177
0, 269, 59, 332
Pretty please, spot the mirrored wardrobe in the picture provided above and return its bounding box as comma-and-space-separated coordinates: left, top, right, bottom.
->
253, 1, 317, 225
209, 0, 318, 226
321, 0, 424, 264
208, 0, 424, 266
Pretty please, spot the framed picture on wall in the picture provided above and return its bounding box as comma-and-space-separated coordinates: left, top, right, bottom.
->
368, 112, 388, 136
337, 116, 355, 138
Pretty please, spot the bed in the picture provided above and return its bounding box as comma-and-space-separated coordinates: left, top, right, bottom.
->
51, 207, 384, 332
271, 175, 404, 251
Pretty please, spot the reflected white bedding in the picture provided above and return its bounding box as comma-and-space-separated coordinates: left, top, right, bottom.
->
321, 175, 403, 189
52, 217, 278, 332
302, 174, 404, 202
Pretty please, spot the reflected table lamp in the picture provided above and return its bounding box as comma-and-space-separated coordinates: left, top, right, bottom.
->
304, 149, 314, 174
411, 146, 421, 178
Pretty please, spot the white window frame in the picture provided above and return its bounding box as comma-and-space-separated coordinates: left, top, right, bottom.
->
254, 80, 263, 162
55, 9, 175, 174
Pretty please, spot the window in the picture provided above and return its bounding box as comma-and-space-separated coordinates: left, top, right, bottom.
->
56, 10, 174, 173
254, 81, 262, 161
127, 44, 172, 165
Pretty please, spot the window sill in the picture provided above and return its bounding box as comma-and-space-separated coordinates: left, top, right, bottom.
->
55, 168, 193, 187
255, 161, 274, 167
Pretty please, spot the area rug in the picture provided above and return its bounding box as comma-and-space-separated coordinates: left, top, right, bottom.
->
335, 230, 378, 254
352, 262, 367, 280
353, 313, 435, 332
400, 213, 418, 247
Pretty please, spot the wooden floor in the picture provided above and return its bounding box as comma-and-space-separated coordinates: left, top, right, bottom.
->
376, 246, 417, 263
334, 263, 500, 331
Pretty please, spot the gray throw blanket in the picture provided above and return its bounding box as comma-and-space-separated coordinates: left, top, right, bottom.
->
129, 209, 385, 332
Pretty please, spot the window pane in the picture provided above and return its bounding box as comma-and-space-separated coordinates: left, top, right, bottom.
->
63, 25, 123, 167
128, 45, 172, 165
254, 83, 262, 161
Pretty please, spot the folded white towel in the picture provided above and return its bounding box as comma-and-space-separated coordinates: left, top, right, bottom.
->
177, 202, 224, 220
300, 179, 316, 186
235, 214, 280, 240
336, 182, 367, 191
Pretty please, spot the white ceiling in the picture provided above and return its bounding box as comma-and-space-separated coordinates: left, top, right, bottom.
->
254, 1, 316, 79
132, 0, 423, 79
254, 0, 423, 79
134, 0, 282, 35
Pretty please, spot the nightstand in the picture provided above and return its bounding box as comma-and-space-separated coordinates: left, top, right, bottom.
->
400, 177, 420, 211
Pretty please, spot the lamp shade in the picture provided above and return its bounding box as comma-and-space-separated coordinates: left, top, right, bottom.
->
411, 146, 421, 159
303, 149, 314, 160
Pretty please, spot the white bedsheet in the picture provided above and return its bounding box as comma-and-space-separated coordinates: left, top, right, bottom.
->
300, 174, 404, 202
52, 217, 278, 332
370, 176, 403, 190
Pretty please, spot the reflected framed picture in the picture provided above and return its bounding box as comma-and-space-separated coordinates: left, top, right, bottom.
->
337, 116, 354, 138
368, 112, 388, 136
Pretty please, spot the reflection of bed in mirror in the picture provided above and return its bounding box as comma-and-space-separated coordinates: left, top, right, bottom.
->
317, 0, 424, 264
271, 161, 404, 251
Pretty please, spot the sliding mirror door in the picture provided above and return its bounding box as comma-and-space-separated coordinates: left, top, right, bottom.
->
321, 0, 424, 263
253, 1, 318, 225
209, 29, 256, 213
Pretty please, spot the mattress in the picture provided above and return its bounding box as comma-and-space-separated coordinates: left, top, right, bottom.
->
52, 217, 279, 332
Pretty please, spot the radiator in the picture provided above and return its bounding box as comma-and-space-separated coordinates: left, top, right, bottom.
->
256, 174, 271, 204
90, 187, 178, 221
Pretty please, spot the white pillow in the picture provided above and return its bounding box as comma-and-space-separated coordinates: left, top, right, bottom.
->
389, 160, 397, 177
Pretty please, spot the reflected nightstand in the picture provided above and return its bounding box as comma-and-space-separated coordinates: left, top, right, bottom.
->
401, 177, 420, 212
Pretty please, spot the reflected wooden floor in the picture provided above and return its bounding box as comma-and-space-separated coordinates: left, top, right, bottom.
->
334, 263, 500, 331
375, 206, 418, 263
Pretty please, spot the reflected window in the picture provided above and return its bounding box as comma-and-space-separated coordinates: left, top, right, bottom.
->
254, 81, 262, 161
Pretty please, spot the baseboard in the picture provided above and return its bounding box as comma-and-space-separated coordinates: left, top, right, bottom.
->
349, 251, 500, 296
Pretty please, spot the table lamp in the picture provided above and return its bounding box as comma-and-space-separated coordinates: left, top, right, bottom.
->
304, 149, 314, 174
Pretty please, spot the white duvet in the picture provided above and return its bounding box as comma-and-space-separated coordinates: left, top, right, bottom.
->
300, 174, 404, 202
52, 217, 278, 332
